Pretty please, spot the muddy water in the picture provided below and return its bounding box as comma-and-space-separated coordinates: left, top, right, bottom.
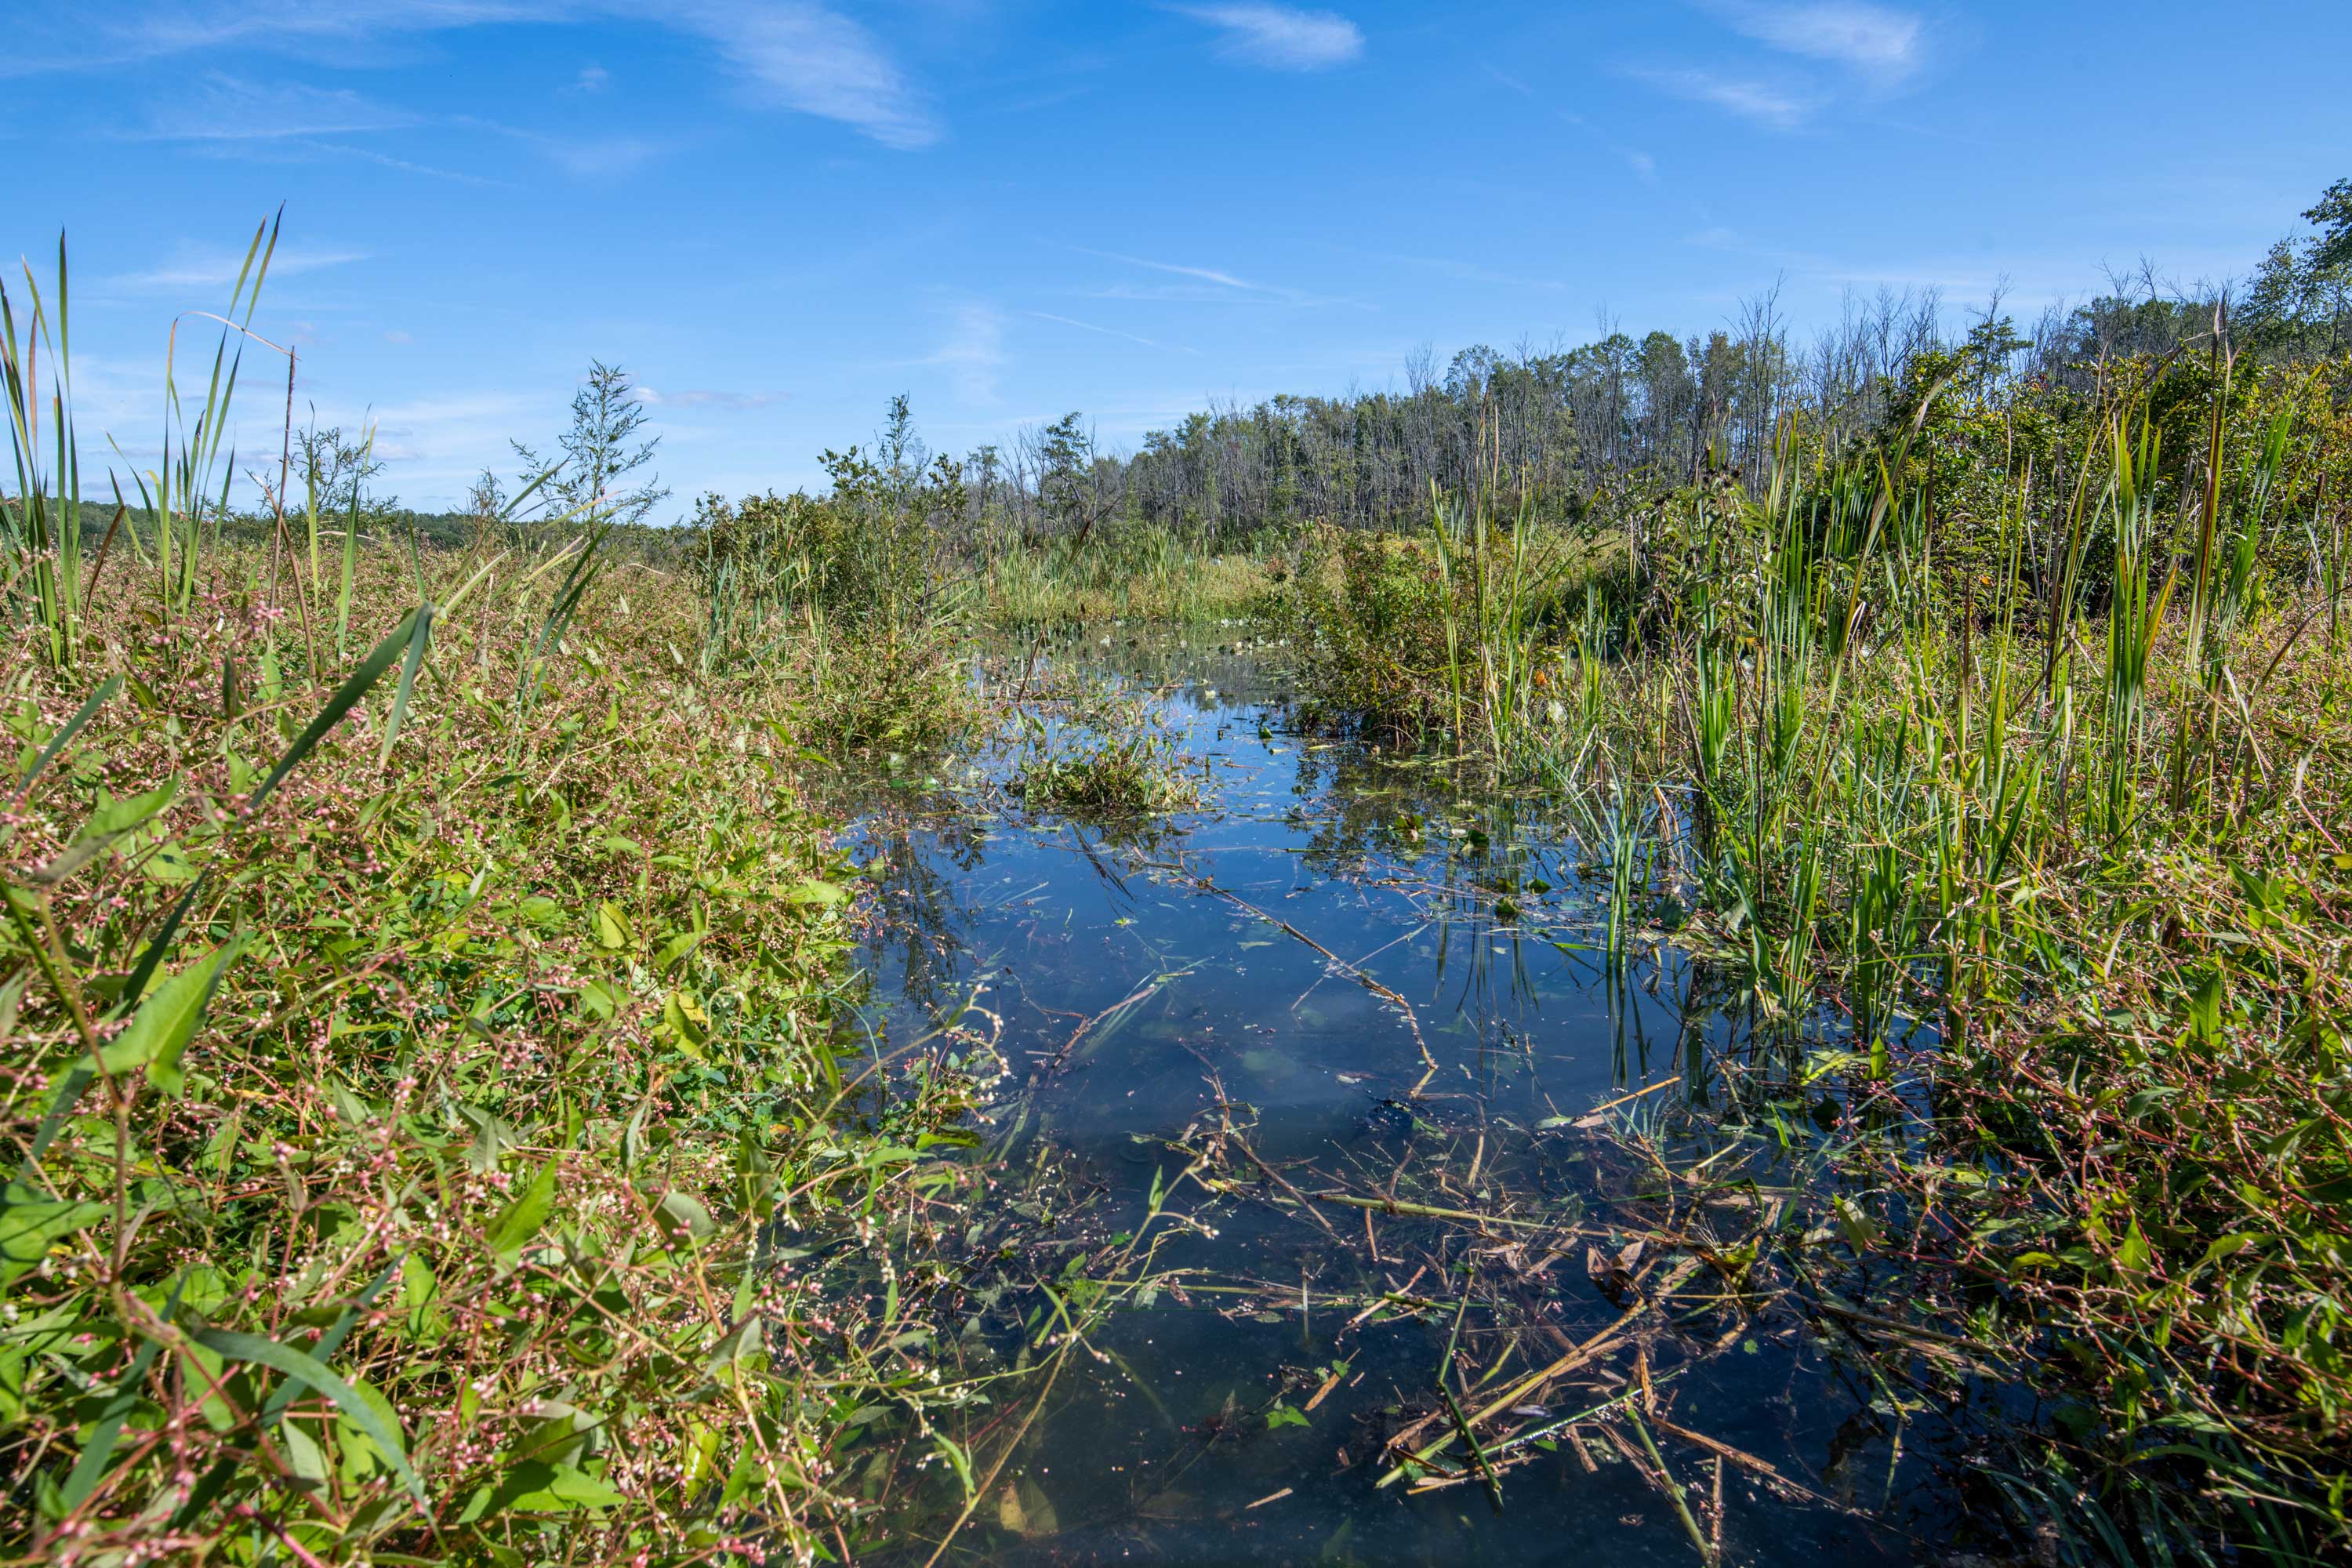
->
842, 639, 1956, 1566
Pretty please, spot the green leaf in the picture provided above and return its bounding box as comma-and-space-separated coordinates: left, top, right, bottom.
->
0, 1185, 107, 1287
2183, 967, 2227, 1045
655, 1189, 716, 1248
143, 840, 198, 885
23, 778, 182, 887
74, 778, 178, 847
486, 1459, 626, 1515
2115, 1217, 2151, 1276
661, 989, 708, 1058
94, 936, 242, 1098
249, 608, 421, 815
593, 901, 632, 950
376, 604, 434, 768
190, 1328, 423, 1502
487, 1158, 560, 1264
786, 879, 849, 907
280, 1418, 330, 1487
13, 675, 122, 803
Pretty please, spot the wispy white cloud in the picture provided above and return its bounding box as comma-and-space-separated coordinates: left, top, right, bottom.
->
1081, 248, 1261, 292
575, 61, 609, 90
132, 74, 419, 140
16, 2, 938, 151
1175, 5, 1364, 71
364, 389, 545, 473
640, 387, 788, 409
1024, 311, 1200, 355
296, 140, 510, 186
923, 306, 1006, 404
109, 245, 371, 292
9, 2, 566, 71
1715, 2, 1924, 85
462, 118, 670, 176
1076, 249, 1367, 310
690, 2, 939, 149
1628, 67, 1813, 129
143, 82, 642, 180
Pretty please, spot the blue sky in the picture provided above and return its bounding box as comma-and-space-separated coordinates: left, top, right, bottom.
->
9, 2, 2346, 511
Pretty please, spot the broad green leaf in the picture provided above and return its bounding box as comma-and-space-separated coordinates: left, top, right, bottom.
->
280, 1418, 330, 1486
661, 989, 708, 1058
488, 1459, 626, 1514
488, 1158, 560, 1263
655, 1189, 717, 1248
74, 778, 177, 847
0, 1185, 107, 1287
190, 1328, 423, 1502
96, 936, 243, 1098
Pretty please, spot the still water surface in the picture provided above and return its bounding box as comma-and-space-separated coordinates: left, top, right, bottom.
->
837, 639, 1955, 1566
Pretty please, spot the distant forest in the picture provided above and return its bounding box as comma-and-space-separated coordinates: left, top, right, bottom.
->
971, 192, 2351, 544
67, 181, 2352, 556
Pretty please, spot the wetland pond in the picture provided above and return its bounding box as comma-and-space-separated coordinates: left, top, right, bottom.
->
830, 635, 1992, 1567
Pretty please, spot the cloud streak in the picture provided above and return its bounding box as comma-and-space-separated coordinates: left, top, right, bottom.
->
1080, 248, 1263, 292
109, 245, 372, 292
690, 2, 938, 149
1176, 5, 1363, 71
17, 2, 938, 151
1717, 2, 1924, 84
1628, 67, 1813, 129
132, 74, 419, 140
641, 387, 789, 409
1024, 311, 1200, 355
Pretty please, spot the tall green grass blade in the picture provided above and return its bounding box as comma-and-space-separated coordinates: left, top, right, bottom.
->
13, 675, 121, 804
250, 607, 421, 815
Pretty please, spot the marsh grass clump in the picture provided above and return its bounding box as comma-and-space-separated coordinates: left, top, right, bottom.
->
1276, 503, 1594, 761
985, 521, 1276, 628
792, 622, 977, 753
1014, 732, 1201, 814
689, 419, 981, 753
1010, 681, 1201, 815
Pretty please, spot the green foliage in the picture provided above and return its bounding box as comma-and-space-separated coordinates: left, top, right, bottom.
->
1279, 361, 2352, 1559
1277, 497, 1584, 757
0, 258, 1022, 1567
1011, 683, 1201, 815
984, 518, 1272, 627
0, 543, 1018, 1564
687, 397, 978, 750
510, 359, 670, 528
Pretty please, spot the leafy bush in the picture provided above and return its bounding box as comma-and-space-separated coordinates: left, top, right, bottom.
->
0, 556, 1003, 1565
